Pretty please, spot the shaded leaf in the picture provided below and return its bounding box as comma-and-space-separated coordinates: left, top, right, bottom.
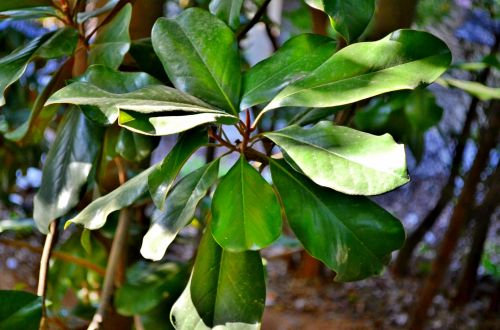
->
0, 290, 42, 330
148, 128, 207, 210
116, 129, 158, 163
265, 121, 408, 195
67, 165, 157, 230
270, 159, 405, 281
141, 160, 219, 261
88, 3, 132, 69
36, 27, 79, 59
241, 33, 336, 109
209, 0, 243, 29
211, 156, 282, 251
171, 229, 265, 329
262, 30, 451, 115
129, 38, 169, 83
34, 110, 102, 234
0, 6, 58, 20
77, 0, 118, 23
152, 8, 241, 114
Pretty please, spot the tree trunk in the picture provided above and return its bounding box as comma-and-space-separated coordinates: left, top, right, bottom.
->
408, 102, 500, 330
367, 0, 418, 40
452, 166, 500, 306
391, 38, 499, 277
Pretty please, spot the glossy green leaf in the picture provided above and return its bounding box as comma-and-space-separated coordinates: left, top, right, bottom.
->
265, 121, 408, 195
241, 34, 336, 109
305, 0, 375, 43
34, 110, 102, 234
0, 33, 52, 106
0, 0, 52, 11
36, 27, 79, 59
437, 78, 500, 101
148, 128, 207, 210
118, 110, 238, 136
152, 8, 241, 114
211, 156, 281, 251
141, 160, 219, 261
270, 159, 405, 281
262, 30, 451, 116
115, 261, 188, 316
88, 3, 132, 69
76, 65, 161, 125
46, 83, 228, 125
67, 165, 157, 230
116, 129, 157, 163
0, 290, 42, 330
209, 0, 243, 29
171, 229, 265, 329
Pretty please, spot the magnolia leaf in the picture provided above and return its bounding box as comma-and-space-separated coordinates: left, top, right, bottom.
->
0, 0, 52, 11
437, 78, 500, 101
171, 229, 265, 329
148, 128, 207, 210
66, 165, 157, 230
152, 8, 241, 114
88, 3, 132, 69
262, 30, 451, 117
34, 110, 102, 234
211, 156, 282, 251
270, 159, 405, 281
265, 121, 408, 195
0, 290, 42, 330
141, 160, 219, 261
209, 0, 243, 29
241, 33, 336, 109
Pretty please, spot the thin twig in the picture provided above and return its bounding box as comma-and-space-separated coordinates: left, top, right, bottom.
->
38, 221, 58, 330
0, 239, 106, 276
237, 0, 272, 40
88, 159, 130, 330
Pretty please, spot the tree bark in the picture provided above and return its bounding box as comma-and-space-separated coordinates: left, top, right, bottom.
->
452, 166, 500, 306
408, 102, 500, 330
367, 0, 418, 40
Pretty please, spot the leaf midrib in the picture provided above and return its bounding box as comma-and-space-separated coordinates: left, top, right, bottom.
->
171, 19, 238, 115
267, 131, 404, 179
272, 160, 384, 266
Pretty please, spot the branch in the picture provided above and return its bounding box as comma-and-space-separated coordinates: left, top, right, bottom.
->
237, 0, 272, 40
38, 221, 58, 330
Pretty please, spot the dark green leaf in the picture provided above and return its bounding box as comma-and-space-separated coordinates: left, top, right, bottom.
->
0, 0, 52, 11
141, 160, 219, 261
305, 0, 375, 43
46, 83, 233, 126
5, 58, 73, 144
209, 0, 243, 29
241, 33, 336, 109
148, 128, 207, 210
265, 121, 408, 195
211, 156, 281, 251
66, 165, 157, 230
129, 38, 169, 83
36, 27, 79, 59
0, 33, 52, 106
152, 8, 241, 114
115, 262, 188, 316
0, 290, 42, 330
34, 110, 102, 234
88, 3, 132, 69
261, 30, 451, 117
171, 229, 265, 329
116, 129, 157, 162
288, 106, 345, 126
270, 159, 405, 281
